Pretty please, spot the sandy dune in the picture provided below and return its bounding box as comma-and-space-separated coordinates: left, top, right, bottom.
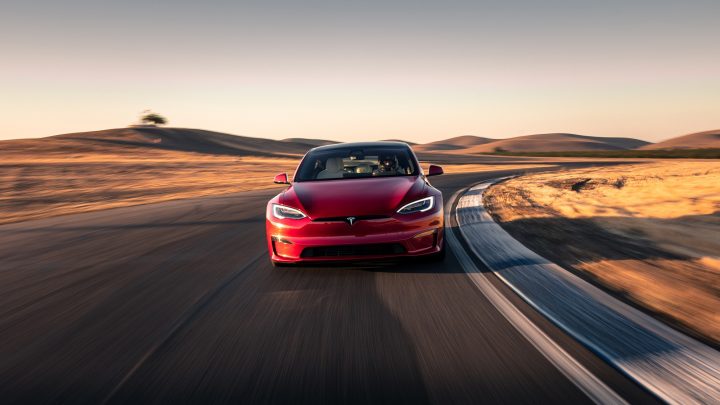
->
641, 129, 720, 150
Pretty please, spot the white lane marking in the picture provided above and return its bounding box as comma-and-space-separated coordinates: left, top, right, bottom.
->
454, 180, 720, 405
445, 188, 628, 405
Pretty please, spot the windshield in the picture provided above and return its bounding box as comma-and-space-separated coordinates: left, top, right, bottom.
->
294, 146, 419, 182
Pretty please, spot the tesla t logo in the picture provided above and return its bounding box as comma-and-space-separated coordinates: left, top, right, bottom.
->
346, 217, 356, 226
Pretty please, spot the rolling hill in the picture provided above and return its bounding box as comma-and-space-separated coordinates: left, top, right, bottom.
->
10, 127, 720, 160
281, 138, 337, 148
460, 133, 650, 153
413, 135, 496, 152
641, 130, 720, 150
1, 127, 316, 158
381, 139, 418, 145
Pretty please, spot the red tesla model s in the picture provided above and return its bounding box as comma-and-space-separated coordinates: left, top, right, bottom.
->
266, 142, 445, 266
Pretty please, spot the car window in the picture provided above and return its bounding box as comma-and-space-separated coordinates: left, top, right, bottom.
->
294, 146, 419, 181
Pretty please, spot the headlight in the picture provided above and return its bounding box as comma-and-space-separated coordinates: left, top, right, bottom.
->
272, 204, 307, 219
397, 196, 434, 214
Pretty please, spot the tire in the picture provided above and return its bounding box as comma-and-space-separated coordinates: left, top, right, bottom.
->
271, 260, 292, 268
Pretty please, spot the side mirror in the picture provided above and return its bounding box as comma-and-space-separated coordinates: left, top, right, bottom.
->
273, 173, 289, 184
427, 165, 444, 176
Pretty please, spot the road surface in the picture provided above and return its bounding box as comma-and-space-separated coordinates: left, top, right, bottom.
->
0, 169, 657, 403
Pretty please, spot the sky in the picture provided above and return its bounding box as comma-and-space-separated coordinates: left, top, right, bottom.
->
1, 0, 718, 143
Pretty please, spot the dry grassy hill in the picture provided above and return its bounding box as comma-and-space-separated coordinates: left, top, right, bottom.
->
1, 127, 327, 160
381, 139, 418, 145
641, 130, 720, 150
414, 135, 495, 152
281, 138, 337, 148
0, 126, 548, 224
49, 127, 315, 157
0, 127, 308, 224
462, 133, 649, 153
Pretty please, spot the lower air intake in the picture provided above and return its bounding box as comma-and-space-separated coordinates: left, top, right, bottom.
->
301, 243, 406, 258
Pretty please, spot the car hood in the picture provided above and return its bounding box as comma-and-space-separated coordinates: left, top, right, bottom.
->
281, 176, 426, 218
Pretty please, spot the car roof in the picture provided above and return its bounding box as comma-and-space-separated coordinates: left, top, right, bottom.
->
309, 141, 412, 152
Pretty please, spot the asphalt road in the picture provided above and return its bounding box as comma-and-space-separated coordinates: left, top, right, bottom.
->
0, 168, 656, 404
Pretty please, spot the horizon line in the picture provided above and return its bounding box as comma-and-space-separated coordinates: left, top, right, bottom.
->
6, 124, 720, 144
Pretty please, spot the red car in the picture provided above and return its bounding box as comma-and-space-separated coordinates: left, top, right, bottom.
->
266, 142, 445, 266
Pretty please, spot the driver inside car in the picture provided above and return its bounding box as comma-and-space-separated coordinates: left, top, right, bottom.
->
374, 154, 404, 176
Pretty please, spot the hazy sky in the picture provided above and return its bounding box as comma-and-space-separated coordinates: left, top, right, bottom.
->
1, 0, 718, 142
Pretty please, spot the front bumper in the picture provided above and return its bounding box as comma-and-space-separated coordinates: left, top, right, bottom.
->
266, 211, 444, 263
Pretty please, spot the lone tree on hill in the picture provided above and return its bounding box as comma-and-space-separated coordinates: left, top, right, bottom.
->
141, 112, 168, 126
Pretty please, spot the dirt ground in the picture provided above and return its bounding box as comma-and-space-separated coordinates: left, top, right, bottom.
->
484, 161, 720, 345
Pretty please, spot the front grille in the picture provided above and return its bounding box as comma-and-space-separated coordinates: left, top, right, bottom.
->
312, 215, 389, 222
301, 243, 406, 258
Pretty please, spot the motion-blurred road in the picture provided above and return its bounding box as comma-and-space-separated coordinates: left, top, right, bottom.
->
0, 169, 657, 404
